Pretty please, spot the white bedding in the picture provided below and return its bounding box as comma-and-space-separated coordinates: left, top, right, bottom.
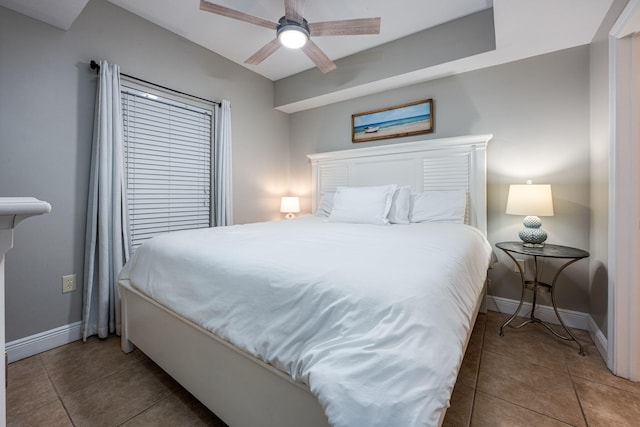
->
119, 215, 493, 427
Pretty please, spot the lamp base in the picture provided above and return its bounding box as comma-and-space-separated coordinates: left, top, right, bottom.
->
518, 215, 548, 247
522, 242, 546, 248
284, 212, 295, 219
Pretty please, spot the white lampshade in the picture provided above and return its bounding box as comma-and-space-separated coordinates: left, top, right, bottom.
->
278, 28, 308, 49
506, 183, 554, 247
280, 196, 300, 216
506, 184, 554, 217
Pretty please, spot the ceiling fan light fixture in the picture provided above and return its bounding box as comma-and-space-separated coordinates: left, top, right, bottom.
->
278, 27, 308, 48
277, 17, 309, 49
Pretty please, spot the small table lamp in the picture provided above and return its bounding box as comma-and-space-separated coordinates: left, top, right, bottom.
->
506, 182, 554, 247
280, 196, 300, 219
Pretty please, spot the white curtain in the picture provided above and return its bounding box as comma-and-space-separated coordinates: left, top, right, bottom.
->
214, 99, 233, 226
82, 60, 129, 341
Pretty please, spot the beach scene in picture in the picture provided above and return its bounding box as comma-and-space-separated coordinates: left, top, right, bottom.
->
352, 99, 433, 142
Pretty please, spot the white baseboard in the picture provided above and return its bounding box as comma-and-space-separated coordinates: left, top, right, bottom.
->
4, 301, 611, 365
6, 321, 82, 363
588, 316, 608, 362
487, 295, 609, 360
486, 295, 590, 330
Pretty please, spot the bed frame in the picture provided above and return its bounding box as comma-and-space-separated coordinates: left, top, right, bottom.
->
119, 134, 493, 427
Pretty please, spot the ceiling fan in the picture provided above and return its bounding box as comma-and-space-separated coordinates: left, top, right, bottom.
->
199, 0, 381, 73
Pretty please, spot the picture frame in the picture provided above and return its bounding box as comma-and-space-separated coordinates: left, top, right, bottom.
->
352, 99, 434, 143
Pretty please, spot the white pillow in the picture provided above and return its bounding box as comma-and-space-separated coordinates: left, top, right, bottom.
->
410, 190, 467, 223
316, 191, 336, 217
388, 186, 411, 224
329, 185, 397, 225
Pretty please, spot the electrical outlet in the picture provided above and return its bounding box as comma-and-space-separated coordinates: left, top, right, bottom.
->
514, 259, 525, 274
62, 274, 77, 293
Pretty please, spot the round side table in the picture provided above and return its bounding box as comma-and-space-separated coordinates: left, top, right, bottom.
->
495, 241, 589, 355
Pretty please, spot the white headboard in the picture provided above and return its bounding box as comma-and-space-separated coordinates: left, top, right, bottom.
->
307, 134, 492, 236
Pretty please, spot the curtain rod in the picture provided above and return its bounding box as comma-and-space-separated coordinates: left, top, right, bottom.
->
90, 60, 221, 106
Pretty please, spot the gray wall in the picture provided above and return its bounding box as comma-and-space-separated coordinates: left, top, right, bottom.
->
0, 0, 289, 341
274, 9, 495, 111
289, 46, 592, 313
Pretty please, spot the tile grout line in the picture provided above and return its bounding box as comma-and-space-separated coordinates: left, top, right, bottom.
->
480, 347, 571, 377
39, 342, 149, 426
475, 389, 575, 426
467, 315, 487, 426
115, 393, 173, 426
567, 364, 640, 398
37, 354, 76, 427
5, 355, 62, 422
476, 330, 576, 425
45, 339, 176, 426
566, 363, 590, 427
117, 355, 184, 426
569, 380, 590, 426
41, 341, 141, 397
478, 315, 585, 426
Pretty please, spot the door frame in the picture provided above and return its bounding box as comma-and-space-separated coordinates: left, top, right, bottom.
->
608, 0, 640, 381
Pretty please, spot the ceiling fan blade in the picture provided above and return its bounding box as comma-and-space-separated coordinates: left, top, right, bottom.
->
309, 17, 381, 36
301, 40, 336, 73
245, 38, 282, 65
284, 0, 305, 23
200, 0, 277, 30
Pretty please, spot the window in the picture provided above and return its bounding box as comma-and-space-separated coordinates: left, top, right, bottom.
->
121, 83, 213, 250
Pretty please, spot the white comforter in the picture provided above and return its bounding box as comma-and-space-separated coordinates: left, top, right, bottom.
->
120, 215, 492, 427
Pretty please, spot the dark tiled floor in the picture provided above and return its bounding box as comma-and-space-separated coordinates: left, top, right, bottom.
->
7, 311, 640, 426
7, 337, 224, 427
444, 311, 640, 426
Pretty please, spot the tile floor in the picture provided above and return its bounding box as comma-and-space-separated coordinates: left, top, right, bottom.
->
7, 311, 640, 426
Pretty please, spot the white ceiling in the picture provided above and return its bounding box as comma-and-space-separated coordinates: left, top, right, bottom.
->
0, 0, 614, 82
0, 0, 89, 30
107, 0, 492, 80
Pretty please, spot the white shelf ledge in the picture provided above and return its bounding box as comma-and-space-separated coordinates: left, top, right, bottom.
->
0, 197, 52, 229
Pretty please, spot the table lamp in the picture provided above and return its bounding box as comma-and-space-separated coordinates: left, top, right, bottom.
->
506, 182, 554, 247
280, 196, 300, 219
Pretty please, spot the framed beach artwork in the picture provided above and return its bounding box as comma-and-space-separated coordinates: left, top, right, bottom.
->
352, 99, 434, 143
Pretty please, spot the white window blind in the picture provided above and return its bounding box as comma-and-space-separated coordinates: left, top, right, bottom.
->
121, 85, 213, 250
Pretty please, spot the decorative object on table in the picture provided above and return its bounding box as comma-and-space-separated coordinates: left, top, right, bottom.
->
495, 241, 589, 355
506, 181, 554, 247
199, 0, 381, 73
280, 196, 300, 219
352, 99, 433, 143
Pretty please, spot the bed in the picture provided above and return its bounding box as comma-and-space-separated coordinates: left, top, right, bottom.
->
119, 134, 493, 427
